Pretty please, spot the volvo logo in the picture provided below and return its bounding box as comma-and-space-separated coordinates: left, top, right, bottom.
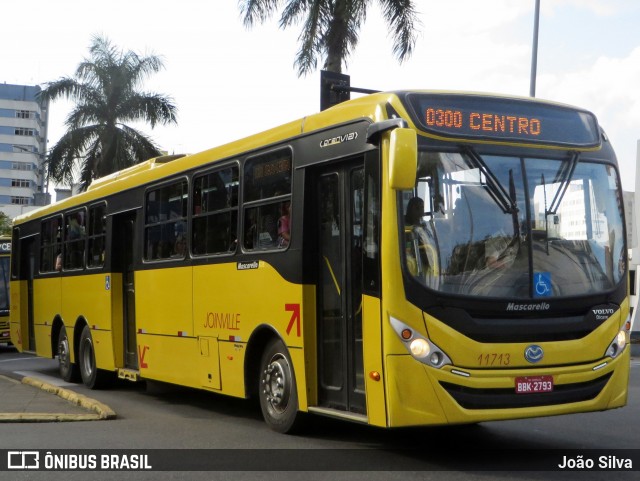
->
524, 345, 544, 364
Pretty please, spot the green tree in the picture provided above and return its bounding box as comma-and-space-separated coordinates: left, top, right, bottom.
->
0, 212, 12, 236
39, 35, 178, 190
239, 0, 420, 76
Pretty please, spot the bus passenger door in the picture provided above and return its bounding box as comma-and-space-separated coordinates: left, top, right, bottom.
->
316, 160, 366, 415
19, 237, 37, 351
113, 211, 137, 369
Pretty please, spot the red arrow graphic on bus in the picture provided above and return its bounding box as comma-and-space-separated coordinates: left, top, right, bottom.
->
138, 345, 149, 369
285, 304, 301, 337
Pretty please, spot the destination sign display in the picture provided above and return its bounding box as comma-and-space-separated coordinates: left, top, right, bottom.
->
404, 93, 601, 148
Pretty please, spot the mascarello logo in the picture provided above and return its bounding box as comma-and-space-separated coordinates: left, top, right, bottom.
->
524, 345, 544, 364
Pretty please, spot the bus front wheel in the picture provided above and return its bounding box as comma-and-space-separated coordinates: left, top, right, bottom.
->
57, 326, 79, 383
258, 338, 302, 433
78, 325, 112, 389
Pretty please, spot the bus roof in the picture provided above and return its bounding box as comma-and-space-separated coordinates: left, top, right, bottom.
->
12, 90, 600, 224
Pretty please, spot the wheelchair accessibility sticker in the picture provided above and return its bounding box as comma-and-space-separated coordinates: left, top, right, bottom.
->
533, 272, 552, 297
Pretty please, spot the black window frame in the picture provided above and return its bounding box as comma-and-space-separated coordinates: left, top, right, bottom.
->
242, 148, 293, 252
63, 208, 87, 271
87, 202, 107, 269
39, 215, 62, 274
192, 163, 240, 257
143, 178, 189, 262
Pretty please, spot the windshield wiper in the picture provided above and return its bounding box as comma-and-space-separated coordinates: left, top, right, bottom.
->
463, 146, 518, 215
546, 152, 580, 215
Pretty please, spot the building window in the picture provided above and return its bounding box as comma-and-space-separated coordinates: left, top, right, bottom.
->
11, 179, 31, 188
12, 163, 33, 171
11, 197, 31, 205
15, 110, 35, 119
12, 144, 35, 153
14, 128, 35, 137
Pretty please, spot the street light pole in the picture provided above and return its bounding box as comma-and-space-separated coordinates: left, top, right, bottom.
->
530, 0, 541, 97
13, 144, 50, 205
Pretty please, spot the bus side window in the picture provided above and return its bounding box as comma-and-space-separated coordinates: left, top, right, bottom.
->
40, 216, 62, 273
192, 166, 239, 256
144, 180, 188, 261
63, 209, 86, 270
242, 149, 292, 252
87, 204, 106, 267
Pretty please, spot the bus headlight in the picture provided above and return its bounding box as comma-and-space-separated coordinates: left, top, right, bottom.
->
390, 316, 451, 368
605, 330, 627, 359
410, 338, 430, 358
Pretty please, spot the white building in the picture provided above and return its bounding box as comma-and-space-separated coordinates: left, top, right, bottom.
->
0, 83, 50, 219
629, 140, 640, 346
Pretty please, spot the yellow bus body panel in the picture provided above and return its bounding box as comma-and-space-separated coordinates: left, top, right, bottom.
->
136, 333, 200, 387
134, 261, 309, 406
136, 267, 193, 337
9, 280, 26, 351
385, 349, 629, 426
361, 294, 387, 427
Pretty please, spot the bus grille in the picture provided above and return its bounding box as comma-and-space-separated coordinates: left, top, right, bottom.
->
0, 320, 8, 330
440, 372, 612, 410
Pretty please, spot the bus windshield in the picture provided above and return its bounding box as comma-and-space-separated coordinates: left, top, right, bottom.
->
401, 147, 626, 299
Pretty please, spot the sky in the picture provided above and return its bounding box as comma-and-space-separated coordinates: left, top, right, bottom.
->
2, 0, 640, 191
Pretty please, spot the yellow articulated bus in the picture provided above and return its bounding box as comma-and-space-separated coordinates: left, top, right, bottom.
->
10, 91, 631, 432
0, 236, 10, 344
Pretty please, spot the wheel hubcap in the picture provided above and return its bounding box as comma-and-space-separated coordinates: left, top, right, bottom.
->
59, 337, 69, 367
81, 339, 94, 377
262, 355, 291, 413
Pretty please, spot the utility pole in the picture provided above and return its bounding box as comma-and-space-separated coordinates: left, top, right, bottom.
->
530, 0, 541, 97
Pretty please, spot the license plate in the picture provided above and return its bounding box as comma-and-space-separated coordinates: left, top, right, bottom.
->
515, 375, 553, 394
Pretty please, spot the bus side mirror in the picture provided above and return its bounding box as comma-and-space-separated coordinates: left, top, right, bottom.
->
389, 128, 417, 190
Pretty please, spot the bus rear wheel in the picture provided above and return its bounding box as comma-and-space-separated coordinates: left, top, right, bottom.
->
78, 325, 112, 389
258, 338, 302, 433
57, 326, 79, 383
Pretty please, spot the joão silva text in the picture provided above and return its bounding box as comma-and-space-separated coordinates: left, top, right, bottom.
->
558, 455, 632, 470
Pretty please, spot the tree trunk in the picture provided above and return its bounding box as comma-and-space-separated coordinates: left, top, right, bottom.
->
322, 0, 349, 73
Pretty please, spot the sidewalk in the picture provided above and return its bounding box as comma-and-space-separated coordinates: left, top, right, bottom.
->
0, 373, 116, 422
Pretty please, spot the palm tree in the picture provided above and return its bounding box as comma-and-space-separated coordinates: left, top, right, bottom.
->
239, 0, 419, 75
39, 35, 178, 190
239, 0, 420, 76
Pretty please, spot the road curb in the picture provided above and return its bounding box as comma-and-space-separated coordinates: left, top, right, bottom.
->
2, 376, 118, 422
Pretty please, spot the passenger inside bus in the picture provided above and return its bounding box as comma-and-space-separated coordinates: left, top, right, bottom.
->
404, 197, 437, 280
277, 200, 291, 248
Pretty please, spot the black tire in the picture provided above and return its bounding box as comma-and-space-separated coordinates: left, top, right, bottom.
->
57, 326, 80, 383
258, 338, 303, 433
78, 325, 113, 389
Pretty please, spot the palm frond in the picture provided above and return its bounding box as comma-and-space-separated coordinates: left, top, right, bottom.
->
379, 0, 421, 62
115, 92, 178, 128
239, 0, 282, 27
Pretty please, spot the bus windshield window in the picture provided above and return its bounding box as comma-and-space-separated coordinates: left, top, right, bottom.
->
401, 149, 625, 299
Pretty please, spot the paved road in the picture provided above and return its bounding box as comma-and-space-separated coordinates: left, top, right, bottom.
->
0, 345, 638, 480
